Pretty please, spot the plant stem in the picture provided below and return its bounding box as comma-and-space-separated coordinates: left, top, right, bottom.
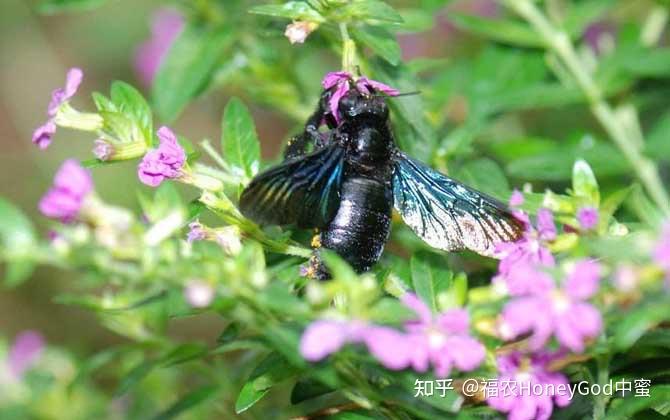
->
593, 354, 611, 419
339, 23, 357, 73
503, 0, 670, 216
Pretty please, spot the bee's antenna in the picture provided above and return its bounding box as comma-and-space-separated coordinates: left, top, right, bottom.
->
371, 91, 421, 98
392, 91, 421, 97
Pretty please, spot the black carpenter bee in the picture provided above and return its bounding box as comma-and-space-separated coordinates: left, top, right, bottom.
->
240, 75, 523, 279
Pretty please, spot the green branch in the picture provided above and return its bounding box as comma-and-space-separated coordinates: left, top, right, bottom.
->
502, 0, 670, 217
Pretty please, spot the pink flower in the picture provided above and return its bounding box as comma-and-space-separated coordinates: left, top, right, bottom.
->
32, 68, 83, 149
584, 21, 617, 55
401, 293, 485, 377
320, 71, 399, 124
299, 319, 367, 362
577, 207, 599, 231
486, 351, 571, 420
653, 223, 670, 275
500, 260, 603, 352
134, 8, 184, 86
137, 126, 186, 187
494, 208, 557, 294
39, 159, 93, 222
7, 331, 45, 379
509, 189, 524, 207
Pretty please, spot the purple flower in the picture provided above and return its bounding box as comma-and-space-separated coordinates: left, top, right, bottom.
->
138, 126, 186, 187
486, 351, 571, 420
584, 21, 617, 55
653, 223, 670, 274
32, 120, 57, 150
32, 68, 83, 149
7, 331, 45, 378
320, 71, 399, 124
39, 159, 93, 222
500, 260, 602, 352
577, 207, 599, 231
401, 293, 485, 377
134, 8, 184, 86
187, 220, 207, 243
47, 68, 83, 117
93, 139, 114, 161
355, 77, 400, 96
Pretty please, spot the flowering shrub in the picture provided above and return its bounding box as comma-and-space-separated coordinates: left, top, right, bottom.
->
2, 0, 670, 418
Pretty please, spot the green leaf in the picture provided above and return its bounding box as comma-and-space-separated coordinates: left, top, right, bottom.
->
152, 385, 220, 420
115, 360, 155, 396
563, 0, 616, 38
235, 352, 299, 413
352, 25, 401, 65
345, 0, 404, 24
153, 24, 233, 122
290, 379, 333, 404
645, 112, 670, 161
110, 81, 153, 142
614, 299, 670, 351
452, 158, 510, 201
0, 198, 36, 286
320, 250, 358, 284
572, 159, 600, 206
217, 322, 241, 344
249, 2, 324, 21
38, 0, 106, 14
410, 254, 452, 313
221, 97, 261, 179
448, 13, 543, 48
159, 343, 208, 367
606, 385, 670, 420
620, 48, 670, 77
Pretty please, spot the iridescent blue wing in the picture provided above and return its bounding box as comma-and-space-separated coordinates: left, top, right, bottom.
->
240, 145, 344, 228
392, 152, 523, 257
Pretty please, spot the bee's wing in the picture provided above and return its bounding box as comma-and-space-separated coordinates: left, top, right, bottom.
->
240, 145, 344, 229
392, 152, 523, 257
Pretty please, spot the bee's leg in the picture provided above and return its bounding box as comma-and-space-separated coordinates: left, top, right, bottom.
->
284, 101, 329, 161
299, 232, 331, 280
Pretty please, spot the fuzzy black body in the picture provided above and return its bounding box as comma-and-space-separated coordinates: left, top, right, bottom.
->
239, 84, 524, 280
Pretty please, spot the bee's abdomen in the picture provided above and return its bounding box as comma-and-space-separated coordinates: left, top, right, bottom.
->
319, 176, 392, 275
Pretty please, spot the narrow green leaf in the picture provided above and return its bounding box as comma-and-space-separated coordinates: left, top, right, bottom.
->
152, 385, 219, 420
572, 159, 600, 206
0, 198, 36, 286
614, 300, 670, 350
160, 343, 208, 367
153, 24, 233, 122
290, 379, 333, 404
606, 385, 670, 420
448, 13, 544, 47
38, 0, 106, 14
115, 360, 155, 396
221, 97, 261, 178
410, 255, 452, 313
249, 2, 324, 21
345, 0, 404, 24
235, 352, 298, 413
352, 25, 401, 65
645, 112, 670, 161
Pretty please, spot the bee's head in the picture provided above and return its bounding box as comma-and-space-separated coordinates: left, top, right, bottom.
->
337, 89, 389, 123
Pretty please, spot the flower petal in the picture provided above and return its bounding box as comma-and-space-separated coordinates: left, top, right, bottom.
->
355, 77, 400, 96
363, 326, 411, 370
444, 335, 485, 371
299, 320, 350, 361
321, 71, 351, 89
32, 120, 57, 150
564, 259, 601, 299
400, 293, 432, 324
